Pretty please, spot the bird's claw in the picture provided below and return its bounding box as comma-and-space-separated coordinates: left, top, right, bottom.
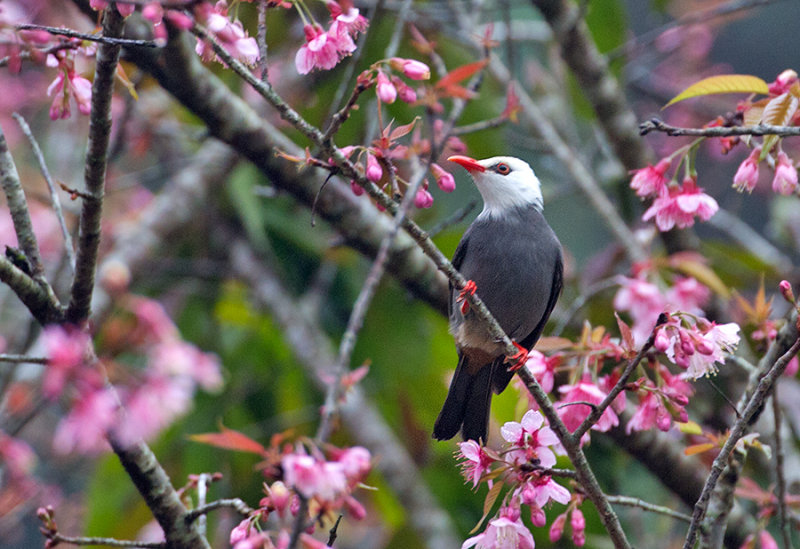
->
505, 341, 529, 372
457, 280, 477, 314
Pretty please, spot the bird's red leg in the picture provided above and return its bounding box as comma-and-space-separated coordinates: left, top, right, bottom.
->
505, 341, 529, 372
456, 280, 477, 314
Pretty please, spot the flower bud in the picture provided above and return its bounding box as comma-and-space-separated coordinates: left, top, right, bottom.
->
366, 153, 383, 182
779, 279, 795, 304
390, 57, 430, 80
376, 71, 396, 103
431, 163, 456, 193
414, 187, 434, 209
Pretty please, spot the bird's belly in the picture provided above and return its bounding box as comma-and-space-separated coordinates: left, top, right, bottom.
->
450, 316, 504, 361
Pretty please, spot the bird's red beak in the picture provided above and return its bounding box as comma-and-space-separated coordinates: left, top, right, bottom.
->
447, 155, 486, 173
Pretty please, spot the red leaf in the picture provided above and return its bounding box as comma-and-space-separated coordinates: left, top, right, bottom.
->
190, 425, 266, 454
614, 312, 635, 351
435, 59, 489, 92
388, 117, 419, 141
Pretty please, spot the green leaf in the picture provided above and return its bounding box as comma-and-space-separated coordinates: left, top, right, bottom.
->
664, 74, 769, 108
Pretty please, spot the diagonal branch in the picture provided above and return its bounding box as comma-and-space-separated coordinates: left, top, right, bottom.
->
66, 6, 125, 324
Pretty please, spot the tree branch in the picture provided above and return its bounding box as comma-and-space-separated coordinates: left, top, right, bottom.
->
640, 117, 800, 138
66, 6, 125, 324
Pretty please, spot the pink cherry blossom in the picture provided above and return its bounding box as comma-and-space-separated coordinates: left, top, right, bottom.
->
295, 25, 340, 74
281, 452, 347, 501
549, 511, 567, 542
518, 474, 570, 508
500, 409, 558, 468
42, 325, 91, 400
571, 508, 586, 546
642, 176, 718, 231
0, 431, 36, 478
335, 446, 371, 483
197, 13, 259, 66
732, 147, 761, 193
557, 378, 619, 433
47, 69, 93, 120
630, 158, 670, 198
666, 276, 710, 313
771, 151, 798, 195
53, 388, 118, 454
461, 509, 535, 549
328, 5, 368, 35
457, 440, 493, 489
524, 350, 556, 393
613, 275, 666, 343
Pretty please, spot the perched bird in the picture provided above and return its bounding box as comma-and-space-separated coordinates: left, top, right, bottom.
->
433, 155, 563, 442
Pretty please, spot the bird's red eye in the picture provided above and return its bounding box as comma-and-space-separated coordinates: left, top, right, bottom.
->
495, 163, 511, 175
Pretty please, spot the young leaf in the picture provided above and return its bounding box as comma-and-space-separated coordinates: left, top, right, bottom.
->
614, 312, 635, 351
759, 92, 799, 157
664, 74, 769, 108
435, 59, 489, 91
189, 425, 266, 454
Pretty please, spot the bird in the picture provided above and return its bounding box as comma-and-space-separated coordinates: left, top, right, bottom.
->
432, 155, 563, 443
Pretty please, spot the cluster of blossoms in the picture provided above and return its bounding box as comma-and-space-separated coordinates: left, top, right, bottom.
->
630, 160, 719, 232
295, 2, 368, 74
654, 312, 740, 380
194, 2, 259, 66
229, 444, 372, 549
458, 410, 578, 548
42, 296, 222, 454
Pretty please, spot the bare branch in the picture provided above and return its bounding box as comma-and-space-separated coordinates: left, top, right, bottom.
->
184, 499, 254, 523
43, 533, 164, 548
15, 24, 158, 48
12, 112, 76, 273
607, 495, 692, 523
66, 7, 125, 324
640, 117, 800, 138
0, 353, 48, 364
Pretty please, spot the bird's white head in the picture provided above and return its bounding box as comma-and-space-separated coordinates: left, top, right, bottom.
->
447, 155, 544, 218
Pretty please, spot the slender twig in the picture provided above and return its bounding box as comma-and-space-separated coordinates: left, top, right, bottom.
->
572, 316, 663, 441
322, 79, 374, 142
15, 24, 158, 48
451, 115, 510, 136
771, 386, 793, 549
184, 499, 254, 523
42, 534, 164, 548
256, 0, 268, 82
426, 200, 478, 238
0, 254, 63, 324
12, 113, 76, 273
683, 335, 800, 549
326, 515, 343, 547
607, 495, 692, 523
0, 353, 48, 364
66, 7, 125, 323
640, 118, 800, 138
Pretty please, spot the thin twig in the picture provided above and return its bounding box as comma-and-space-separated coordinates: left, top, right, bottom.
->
15, 24, 158, 48
607, 495, 692, 523
256, 0, 268, 82
683, 334, 800, 549
184, 499, 254, 523
640, 118, 800, 138
43, 534, 164, 548
0, 353, 48, 364
66, 7, 125, 323
12, 112, 76, 273
451, 116, 510, 136
771, 386, 793, 549
426, 200, 478, 238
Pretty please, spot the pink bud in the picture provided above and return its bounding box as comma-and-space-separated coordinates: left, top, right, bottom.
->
414, 187, 434, 209
779, 280, 795, 303
165, 10, 194, 30
694, 338, 714, 355
344, 495, 367, 520
630, 158, 670, 198
530, 506, 547, 527
116, 2, 136, 16
366, 154, 383, 182
376, 71, 396, 103
431, 163, 456, 193
142, 2, 163, 22
395, 79, 417, 103
391, 57, 430, 80
350, 180, 364, 196
549, 512, 566, 542
571, 509, 586, 547
653, 328, 670, 352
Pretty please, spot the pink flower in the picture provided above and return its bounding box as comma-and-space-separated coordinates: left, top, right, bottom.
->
198, 13, 259, 66
89, 0, 134, 17
549, 512, 566, 542
282, 453, 347, 501
229, 519, 253, 546
500, 409, 558, 468
335, 446, 371, 483
327, 3, 368, 36
376, 70, 397, 103
53, 388, 118, 454
642, 177, 718, 231
614, 275, 666, 343
148, 340, 223, 391
666, 276, 709, 313
0, 431, 36, 478
732, 147, 761, 193
119, 374, 194, 443
518, 474, 571, 507
457, 440, 493, 489
524, 350, 556, 393
414, 187, 434, 208
366, 153, 383, 182
626, 389, 670, 433
630, 158, 670, 198
394, 78, 417, 103
557, 379, 619, 433
47, 70, 93, 120
42, 325, 91, 400
390, 57, 431, 80
431, 163, 456, 193
771, 151, 798, 195
740, 530, 778, 549
768, 69, 798, 95
462, 510, 535, 549
295, 25, 339, 74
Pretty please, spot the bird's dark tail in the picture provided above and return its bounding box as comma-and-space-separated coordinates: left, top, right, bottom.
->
432, 357, 494, 442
